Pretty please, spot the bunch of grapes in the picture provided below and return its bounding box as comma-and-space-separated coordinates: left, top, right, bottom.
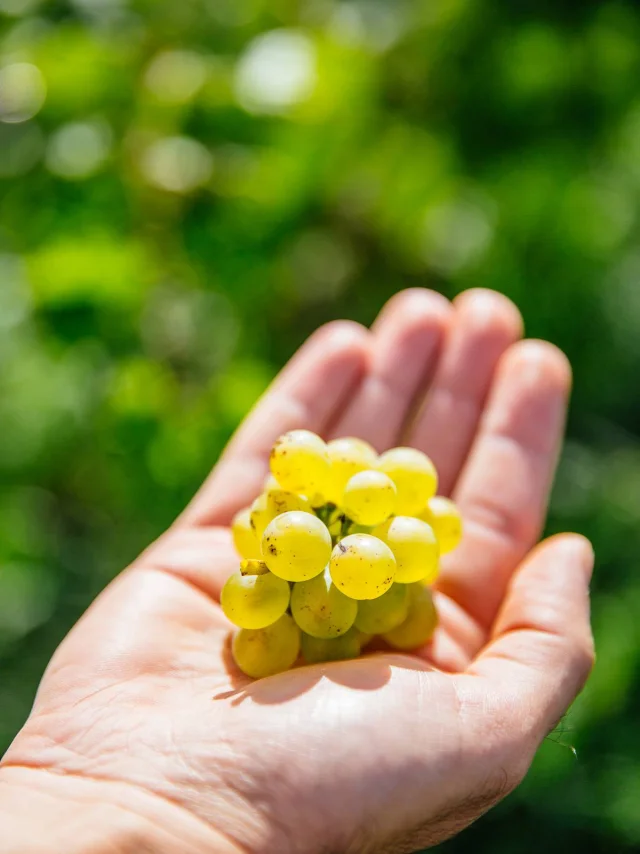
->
222, 430, 463, 679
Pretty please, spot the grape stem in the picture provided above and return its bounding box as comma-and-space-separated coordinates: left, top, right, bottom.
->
240, 559, 270, 576
315, 503, 335, 525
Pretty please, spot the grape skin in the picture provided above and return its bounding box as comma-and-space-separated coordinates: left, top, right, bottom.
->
354, 583, 409, 634
301, 626, 361, 664
221, 568, 290, 629
382, 583, 438, 650
249, 489, 311, 539
420, 496, 463, 554
269, 429, 330, 496
232, 614, 301, 678
262, 510, 332, 582
342, 470, 397, 526
373, 516, 440, 584
231, 507, 260, 559
326, 437, 378, 505
290, 567, 357, 639
329, 533, 396, 600
377, 447, 438, 515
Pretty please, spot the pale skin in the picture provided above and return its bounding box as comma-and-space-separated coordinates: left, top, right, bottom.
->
0, 288, 594, 854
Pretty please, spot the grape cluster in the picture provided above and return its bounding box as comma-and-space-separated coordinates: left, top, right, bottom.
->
223, 431, 463, 679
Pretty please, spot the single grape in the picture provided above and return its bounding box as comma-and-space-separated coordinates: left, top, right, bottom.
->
420, 496, 463, 554
249, 493, 271, 539
354, 583, 409, 634
263, 473, 281, 493
358, 631, 374, 648
329, 533, 396, 600
262, 510, 332, 582
270, 429, 330, 496
290, 567, 357, 638
231, 507, 260, 559
326, 437, 378, 504
250, 490, 311, 539
232, 614, 301, 678
342, 470, 397, 526
377, 447, 438, 515
221, 564, 290, 629
382, 583, 438, 650
301, 626, 361, 664
373, 516, 439, 584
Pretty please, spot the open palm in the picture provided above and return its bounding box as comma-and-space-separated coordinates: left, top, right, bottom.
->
1, 289, 594, 854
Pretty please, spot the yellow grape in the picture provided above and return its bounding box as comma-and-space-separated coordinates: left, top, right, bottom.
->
354, 583, 409, 634
270, 429, 330, 496
250, 490, 311, 539
329, 533, 396, 600
373, 516, 439, 584
221, 564, 290, 629
326, 437, 377, 504
231, 507, 260, 559
382, 582, 438, 650
263, 473, 281, 492
232, 614, 300, 678
377, 447, 438, 515
290, 567, 357, 639
342, 470, 397, 526
301, 626, 361, 664
420, 496, 463, 554
262, 510, 332, 582
249, 493, 271, 539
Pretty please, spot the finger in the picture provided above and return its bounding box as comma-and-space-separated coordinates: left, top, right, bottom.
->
464, 534, 595, 743
438, 340, 571, 629
329, 289, 452, 450
407, 289, 523, 495
180, 320, 369, 527
422, 592, 487, 673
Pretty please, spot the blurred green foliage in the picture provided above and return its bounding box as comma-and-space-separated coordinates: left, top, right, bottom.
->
1, 0, 640, 851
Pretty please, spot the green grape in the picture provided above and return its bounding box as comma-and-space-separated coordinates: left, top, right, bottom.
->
358, 631, 374, 649
301, 626, 361, 664
231, 507, 260, 559
373, 516, 439, 584
270, 429, 330, 496
221, 563, 290, 629
383, 582, 438, 650
329, 533, 396, 600
420, 496, 463, 554
262, 510, 332, 582
354, 583, 409, 634
232, 614, 301, 678
377, 447, 438, 515
326, 437, 378, 504
250, 490, 311, 539
343, 470, 397, 526
290, 567, 357, 638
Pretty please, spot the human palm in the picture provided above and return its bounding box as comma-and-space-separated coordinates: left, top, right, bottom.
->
1, 289, 594, 854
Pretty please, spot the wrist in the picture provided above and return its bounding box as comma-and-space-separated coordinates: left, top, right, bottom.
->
0, 765, 243, 854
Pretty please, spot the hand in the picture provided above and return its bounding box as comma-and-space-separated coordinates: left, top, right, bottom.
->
0, 289, 594, 854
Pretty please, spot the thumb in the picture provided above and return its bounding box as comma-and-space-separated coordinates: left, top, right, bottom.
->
466, 533, 595, 740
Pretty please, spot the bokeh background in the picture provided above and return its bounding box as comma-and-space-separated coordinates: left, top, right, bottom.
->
1, 0, 640, 850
